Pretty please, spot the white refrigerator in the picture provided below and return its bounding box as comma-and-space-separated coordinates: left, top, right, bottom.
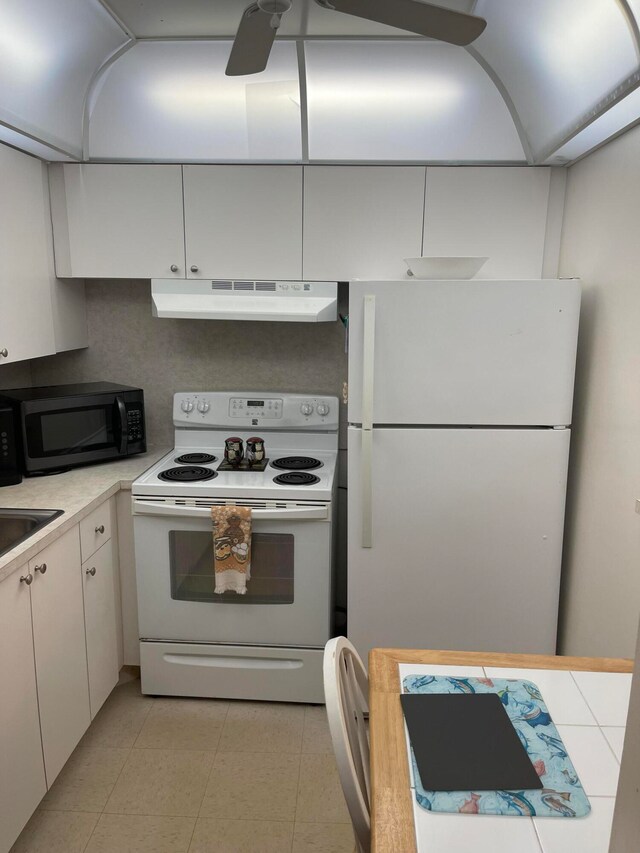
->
347, 279, 581, 658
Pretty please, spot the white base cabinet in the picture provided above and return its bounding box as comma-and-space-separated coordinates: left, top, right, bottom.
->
0, 567, 47, 853
0, 496, 122, 852
83, 537, 120, 717
30, 526, 91, 785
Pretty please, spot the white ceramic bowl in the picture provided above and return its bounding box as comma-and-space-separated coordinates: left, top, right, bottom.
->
404, 256, 489, 280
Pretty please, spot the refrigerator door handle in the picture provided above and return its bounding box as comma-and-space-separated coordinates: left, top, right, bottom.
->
361, 294, 376, 548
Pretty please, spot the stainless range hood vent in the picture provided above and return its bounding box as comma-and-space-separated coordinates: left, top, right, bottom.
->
151, 279, 338, 323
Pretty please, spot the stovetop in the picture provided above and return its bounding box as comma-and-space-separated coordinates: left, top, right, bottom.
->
133, 445, 338, 502
133, 392, 339, 502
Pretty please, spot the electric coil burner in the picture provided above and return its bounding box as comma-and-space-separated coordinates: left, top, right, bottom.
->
175, 452, 217, 465
271, 456, 323, 470
158, 466, 217, 482
273, 471, 321, 486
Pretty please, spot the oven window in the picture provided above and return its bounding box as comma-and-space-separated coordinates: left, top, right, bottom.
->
25, 405, 116, 457
169, 531, 294, 604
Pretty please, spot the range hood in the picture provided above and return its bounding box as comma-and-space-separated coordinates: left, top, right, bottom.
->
151, 279, 338, 323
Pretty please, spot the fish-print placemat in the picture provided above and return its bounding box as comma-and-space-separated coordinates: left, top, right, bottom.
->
402, 675, 591, 818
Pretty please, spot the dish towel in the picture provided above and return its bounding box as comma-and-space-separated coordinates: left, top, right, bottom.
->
211, 505, 252, 594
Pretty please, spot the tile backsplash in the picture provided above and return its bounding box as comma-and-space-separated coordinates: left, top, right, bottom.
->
0, 361, 33, 389
28, 279, 348, 448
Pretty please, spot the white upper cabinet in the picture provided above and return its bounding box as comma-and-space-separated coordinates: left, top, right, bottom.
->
0, 145, 56, 364
49, 164, 186, 279
183, 166, 303, 280
423, 167, 552, 279
303, 166, 425, 281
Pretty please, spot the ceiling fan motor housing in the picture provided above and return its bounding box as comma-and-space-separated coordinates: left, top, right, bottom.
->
257, 0, 292, 14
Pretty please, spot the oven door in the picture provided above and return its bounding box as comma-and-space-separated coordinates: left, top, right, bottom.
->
133, 499, 333, 648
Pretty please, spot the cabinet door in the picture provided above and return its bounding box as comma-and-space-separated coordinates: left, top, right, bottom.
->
0, 145, 56, 364
30, 527, 91, 785
183, 166, 303, 280
50, 164, 186, 279
0, 570, 47, 853
303, 166, 425, 280
83, 537, 119, 717
423, 167, 551, 279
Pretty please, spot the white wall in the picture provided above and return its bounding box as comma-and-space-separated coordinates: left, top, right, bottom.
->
558, 124, 640, 658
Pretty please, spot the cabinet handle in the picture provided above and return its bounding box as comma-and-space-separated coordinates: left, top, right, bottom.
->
20, 573, 33, 585
95, 525, 105, 534
190, 265, 199, 273
0, 348, 8, 358
86, 566, 97, 576
34, 563, 47, 574
170, 264, 179, 272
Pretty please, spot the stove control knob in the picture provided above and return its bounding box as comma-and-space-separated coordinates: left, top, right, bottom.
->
181, 399, 194, 413
317, 402, 330, 417
300, 402, 314, 416
197, 400, 210, 414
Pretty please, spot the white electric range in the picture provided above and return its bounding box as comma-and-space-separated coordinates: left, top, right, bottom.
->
132, 391, 338, 703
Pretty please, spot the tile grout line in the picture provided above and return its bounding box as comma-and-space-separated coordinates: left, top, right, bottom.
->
568, 671, 601, 726
78, 740, 133, 853
530, 814, 546, 852
192, 698, 232, 841
289, 707, 311, 852
568, 671, 625, 764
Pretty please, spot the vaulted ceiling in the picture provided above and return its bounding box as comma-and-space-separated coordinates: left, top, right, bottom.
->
1, 0, 639, 165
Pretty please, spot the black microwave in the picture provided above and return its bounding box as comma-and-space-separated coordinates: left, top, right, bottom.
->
0, 382, 146, 476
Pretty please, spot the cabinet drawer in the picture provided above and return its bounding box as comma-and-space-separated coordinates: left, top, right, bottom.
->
80, 500, 113, 561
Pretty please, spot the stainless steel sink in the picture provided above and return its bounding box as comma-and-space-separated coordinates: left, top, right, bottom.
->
0, 509, 64, 559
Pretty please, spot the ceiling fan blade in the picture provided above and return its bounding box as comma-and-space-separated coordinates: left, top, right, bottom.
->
226, 3, 277, 76
317, 0, 486, 46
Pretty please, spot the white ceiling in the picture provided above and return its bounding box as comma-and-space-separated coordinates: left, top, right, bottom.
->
2, 0, 640, 165
103, 0, 477, 38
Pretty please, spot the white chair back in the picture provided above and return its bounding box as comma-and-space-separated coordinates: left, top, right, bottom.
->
323, 636, 371, 853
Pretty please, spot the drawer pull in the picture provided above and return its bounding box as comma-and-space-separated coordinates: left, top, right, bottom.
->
20, 573, 33, 585
34, 562, 47, 574
95, 525, 105, 534
86, 566, 97, 577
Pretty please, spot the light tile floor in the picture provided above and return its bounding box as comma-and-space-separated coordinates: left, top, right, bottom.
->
11, 676, 355, 853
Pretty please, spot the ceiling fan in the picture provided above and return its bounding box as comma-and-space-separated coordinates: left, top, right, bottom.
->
225, 0, 487, 76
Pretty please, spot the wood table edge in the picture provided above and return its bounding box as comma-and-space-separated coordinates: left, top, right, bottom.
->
368, 648, 634, 853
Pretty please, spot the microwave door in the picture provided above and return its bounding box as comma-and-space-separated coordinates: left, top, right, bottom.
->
22, 395, 122, 471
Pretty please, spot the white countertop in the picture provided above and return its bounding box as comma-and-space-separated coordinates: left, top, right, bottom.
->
0, 448, 168, 583
399, 663, 632, 853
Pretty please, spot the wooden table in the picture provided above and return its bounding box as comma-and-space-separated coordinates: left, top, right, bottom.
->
368, 649, 634, 853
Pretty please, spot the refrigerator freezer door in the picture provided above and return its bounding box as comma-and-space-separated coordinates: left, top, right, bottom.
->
348, 280, 580, 426
347, 426, 570, 658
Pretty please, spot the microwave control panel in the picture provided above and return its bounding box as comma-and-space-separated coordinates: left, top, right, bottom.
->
126, 406, 144, 442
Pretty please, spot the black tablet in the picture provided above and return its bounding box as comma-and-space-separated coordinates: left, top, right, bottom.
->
400, 692, 543, 792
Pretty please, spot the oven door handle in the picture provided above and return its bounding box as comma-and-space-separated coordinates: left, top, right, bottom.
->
132, 500, 329, 521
